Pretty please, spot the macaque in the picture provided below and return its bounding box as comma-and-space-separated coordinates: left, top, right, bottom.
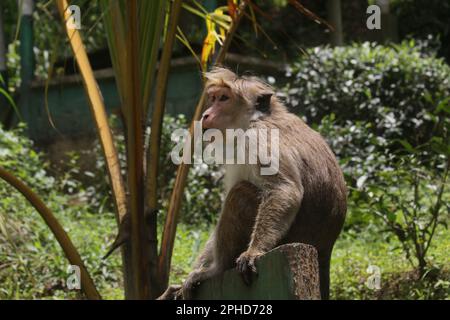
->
178, 67, 347, 300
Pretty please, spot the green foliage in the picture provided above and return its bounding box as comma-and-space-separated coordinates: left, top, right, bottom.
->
0, 123, 448, 299
157, 115, 223, 224
0, 124, 55, 193
366, 158, 448, 274
331, 228, 449, 300
2, 1, 108, 92
287, 42, 450, 276
169, 224, 211, 284
313, 115, 391, 230
0, 124, 122, 299
0, 123, 216, 298
62, 115, 223, 224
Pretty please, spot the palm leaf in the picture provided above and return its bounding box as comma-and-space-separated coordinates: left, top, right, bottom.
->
146, 0, 183, 216
56, 0, 127, 224
99, 0, 166, 116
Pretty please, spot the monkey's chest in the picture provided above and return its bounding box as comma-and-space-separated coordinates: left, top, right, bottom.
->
224, 164, 263, 195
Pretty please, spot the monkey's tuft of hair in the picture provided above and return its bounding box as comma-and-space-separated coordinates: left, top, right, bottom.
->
204, 67, 276, 108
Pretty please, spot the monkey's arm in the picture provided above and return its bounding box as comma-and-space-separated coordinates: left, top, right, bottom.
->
236, 181, 303, 281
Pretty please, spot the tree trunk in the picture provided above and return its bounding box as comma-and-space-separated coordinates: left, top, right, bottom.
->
326, 0, 343, 46
376, 0, 398, 43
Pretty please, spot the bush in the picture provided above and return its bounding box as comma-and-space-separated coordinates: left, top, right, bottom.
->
156, 115, 223, 224
283, 41, 450, 149
289, 42, 450, 274
0, 124, 56, 194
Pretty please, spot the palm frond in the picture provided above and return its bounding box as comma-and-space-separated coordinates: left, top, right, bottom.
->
100, 0, 166, 115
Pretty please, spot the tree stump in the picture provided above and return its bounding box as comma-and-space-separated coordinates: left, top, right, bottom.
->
193, 243, 320, 300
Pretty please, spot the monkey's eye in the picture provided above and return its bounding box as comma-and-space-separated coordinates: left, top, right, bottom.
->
219, 95, 229, 102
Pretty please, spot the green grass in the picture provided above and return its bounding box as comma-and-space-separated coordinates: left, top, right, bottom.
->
167, 224, 449, 300
0, 180, 123, 299
330, 228, 449, 299
169, 224, 211, 285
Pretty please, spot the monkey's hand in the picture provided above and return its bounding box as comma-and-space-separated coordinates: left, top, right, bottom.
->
236, 249, 263, 285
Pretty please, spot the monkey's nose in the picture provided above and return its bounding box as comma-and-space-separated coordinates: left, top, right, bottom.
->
202, 114, 210, 129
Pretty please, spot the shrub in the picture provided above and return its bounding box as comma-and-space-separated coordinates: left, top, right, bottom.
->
297, 42, 450, 272
0, 124, 56, 194
364, 153, 448, 276
156, 115, 223, 224
283, 41, 450, 149
313, 115, 392, 231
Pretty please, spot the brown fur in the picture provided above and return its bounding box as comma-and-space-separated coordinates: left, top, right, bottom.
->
181, 67, 347, 300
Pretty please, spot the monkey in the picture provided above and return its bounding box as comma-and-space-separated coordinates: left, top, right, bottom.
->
177, 67, 347, 300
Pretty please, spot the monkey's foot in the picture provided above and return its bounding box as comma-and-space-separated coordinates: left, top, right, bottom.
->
236, 249, 263, 285
157, 285, 183, 300
181, 270, 206, 299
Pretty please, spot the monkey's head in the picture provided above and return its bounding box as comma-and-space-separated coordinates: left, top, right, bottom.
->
202, 67, 275, 130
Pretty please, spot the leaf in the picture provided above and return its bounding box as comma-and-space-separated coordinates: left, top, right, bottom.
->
397, 139, 416, 153
227, 0, 238, 20
423, 90, 434, 104
176, 27, 201, 67
0, 88, 22, 121
356, 175, 368, 189
201, 22, 218, 71
387, 211, 396, 223
435, 96, 450, 114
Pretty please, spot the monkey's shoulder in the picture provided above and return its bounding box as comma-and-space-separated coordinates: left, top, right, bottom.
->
249, 111, 314, 137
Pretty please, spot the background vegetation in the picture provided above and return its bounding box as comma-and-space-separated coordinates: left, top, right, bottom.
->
0, 0, 449, 299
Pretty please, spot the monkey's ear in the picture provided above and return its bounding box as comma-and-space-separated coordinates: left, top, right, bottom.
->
255, 93, 273, 114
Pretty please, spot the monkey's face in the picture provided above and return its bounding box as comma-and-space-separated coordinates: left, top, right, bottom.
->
202, 86, 248, 130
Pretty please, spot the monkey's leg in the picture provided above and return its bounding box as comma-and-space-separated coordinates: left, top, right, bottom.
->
214, 180, 261, 268
236, 182, 303, 284
182, 180, 260, 299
